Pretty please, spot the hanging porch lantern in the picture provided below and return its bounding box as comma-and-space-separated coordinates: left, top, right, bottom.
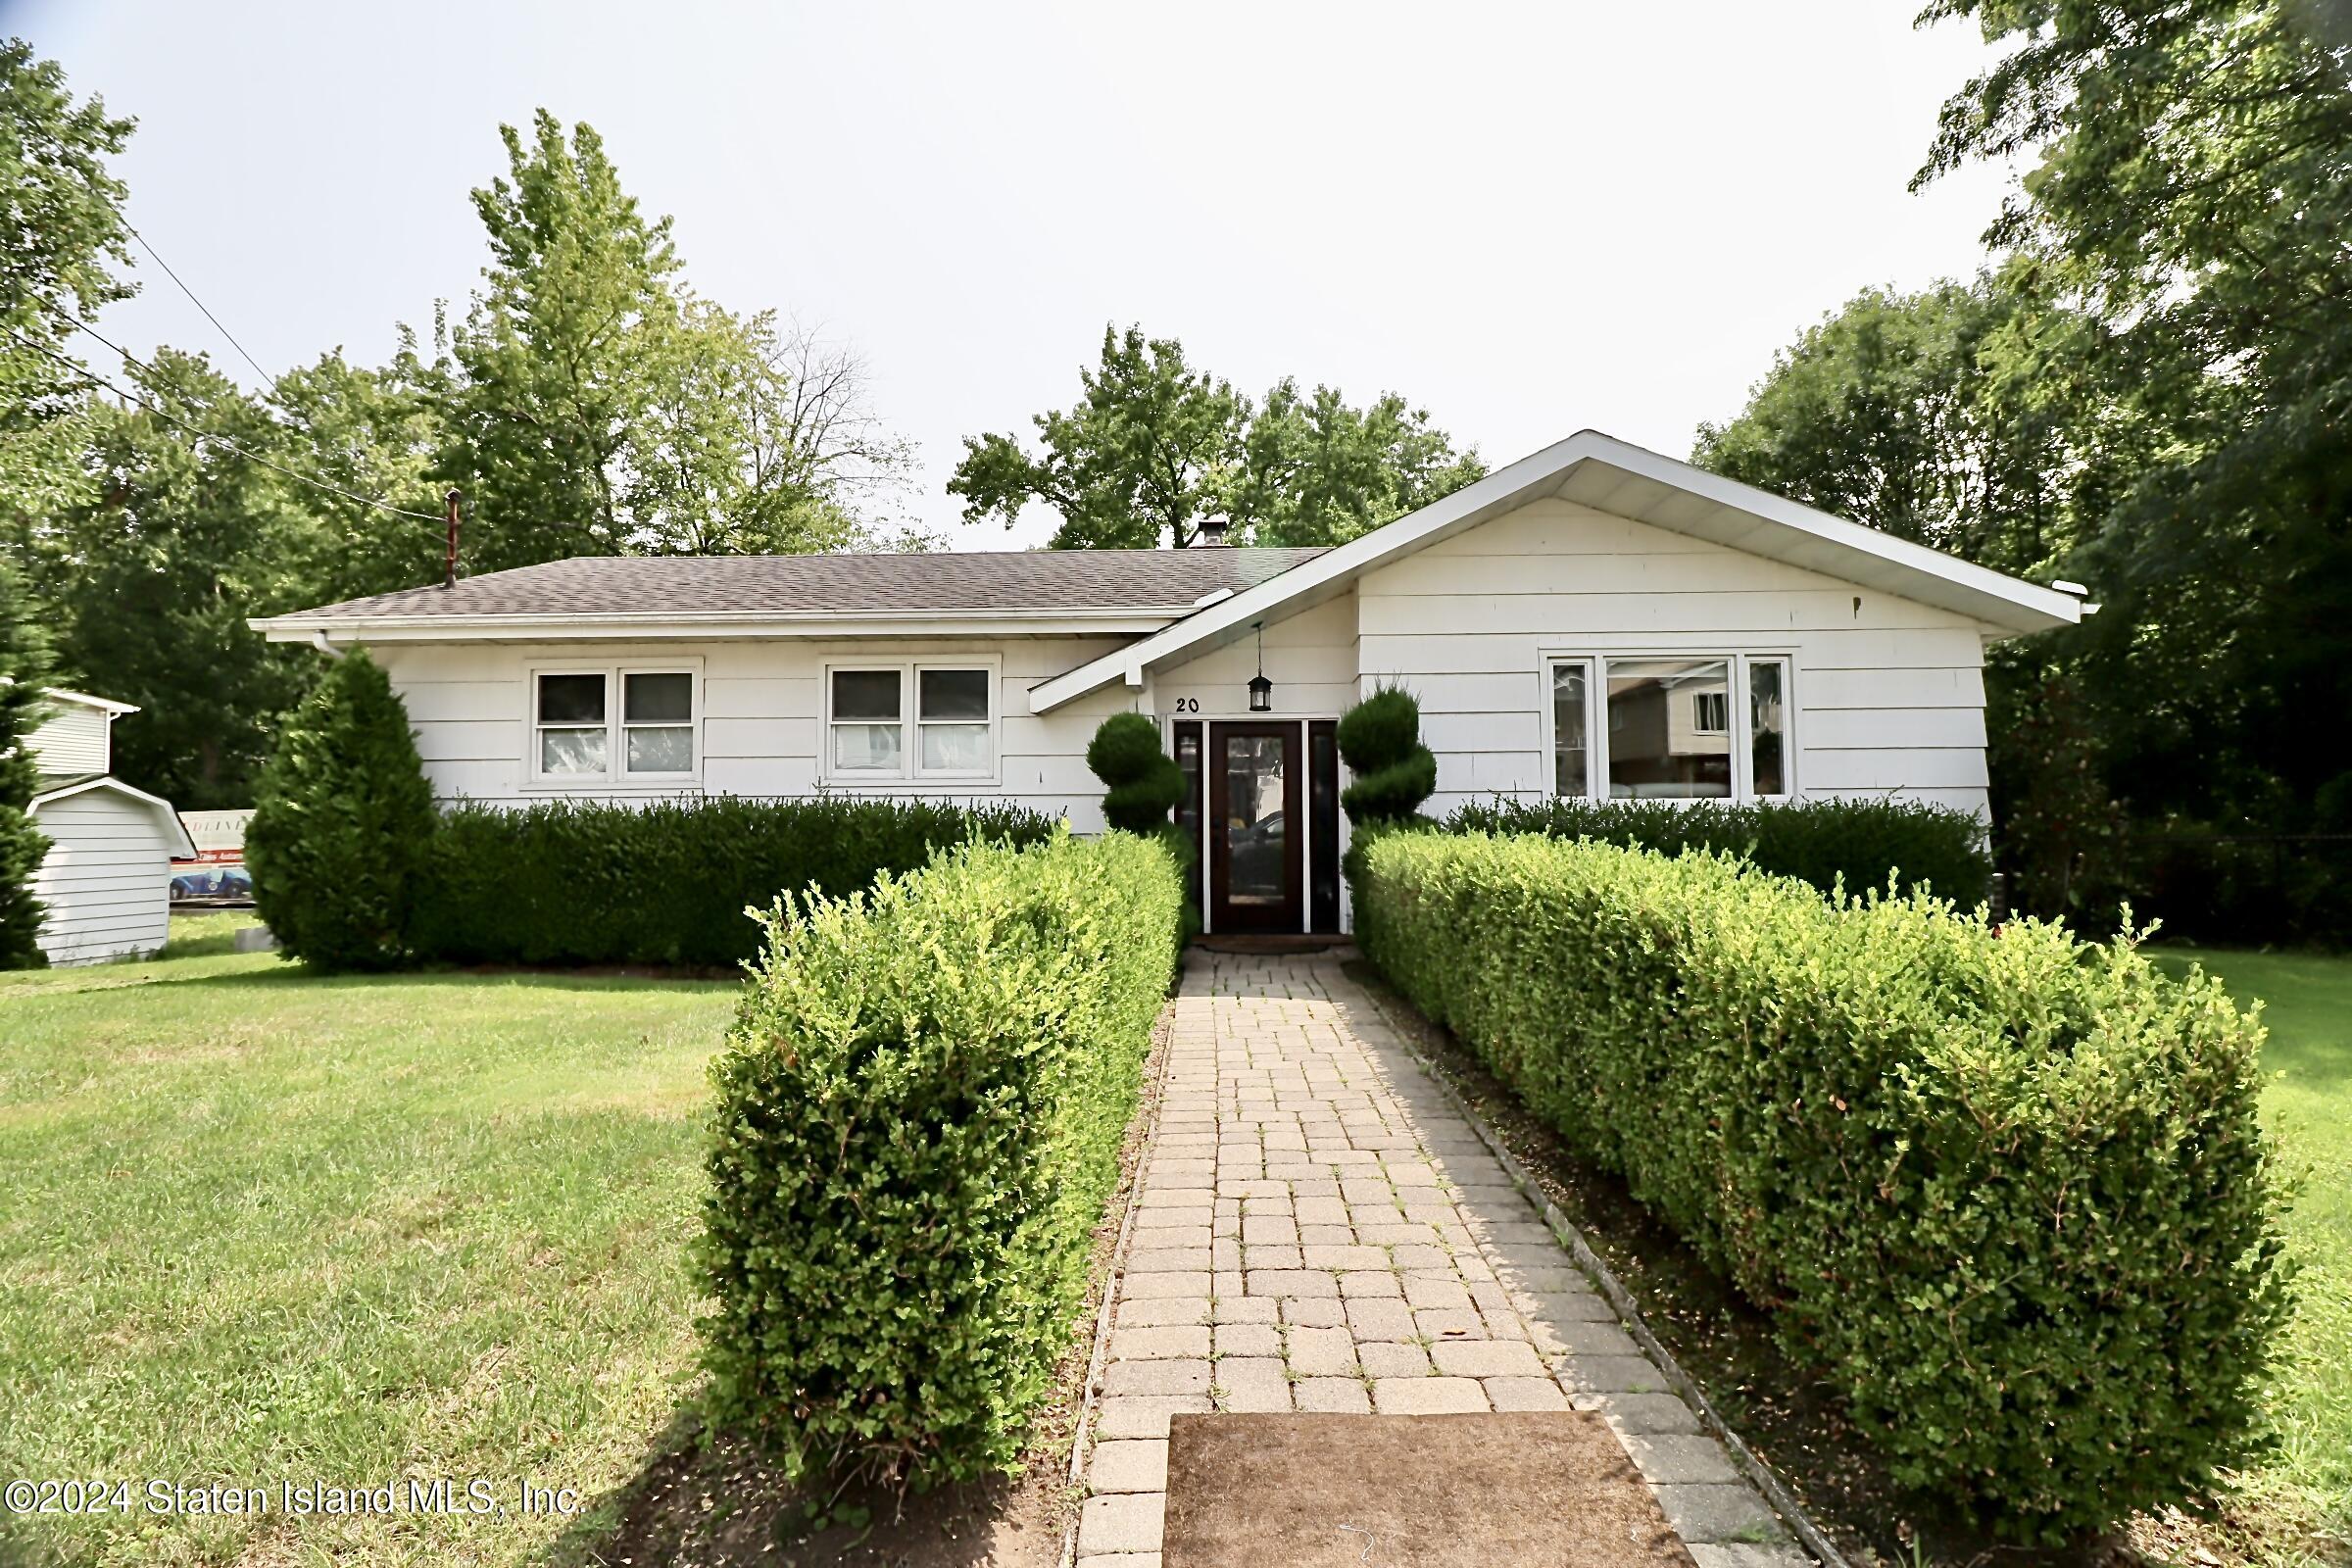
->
1249, 621, 1273, 711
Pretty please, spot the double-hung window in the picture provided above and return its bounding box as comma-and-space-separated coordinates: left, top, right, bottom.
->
1548, 654, 1791, 803
825, 662, 999, 783
531, 666, 700, 784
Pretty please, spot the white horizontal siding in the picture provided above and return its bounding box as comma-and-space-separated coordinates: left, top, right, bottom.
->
26, 706, 110, 775
28, 792, 174, 964
1152, 594, 1358, 719
1361, 497, 2000, 820
371, 635, 1138, 834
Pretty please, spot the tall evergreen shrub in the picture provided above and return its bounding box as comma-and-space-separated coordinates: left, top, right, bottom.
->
245, 650, 435, 971
0, 558, 55, 968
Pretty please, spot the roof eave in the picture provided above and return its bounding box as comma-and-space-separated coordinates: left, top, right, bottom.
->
1028, 430, 2082, 712
251, 605, 1195, 643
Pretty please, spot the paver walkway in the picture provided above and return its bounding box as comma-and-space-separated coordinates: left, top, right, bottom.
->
1074, 949, 1805, 1568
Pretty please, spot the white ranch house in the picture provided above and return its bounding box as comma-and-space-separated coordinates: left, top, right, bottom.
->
254, 432, 2082, 936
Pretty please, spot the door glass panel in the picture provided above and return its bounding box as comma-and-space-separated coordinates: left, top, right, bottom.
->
1750, 659, 1787, 796
1604, 658, 1733, 799
1222, 734, 1287, 907
1551, 661, 1590, 798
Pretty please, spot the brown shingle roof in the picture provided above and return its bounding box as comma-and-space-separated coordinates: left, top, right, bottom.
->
271, 548, 1329, 621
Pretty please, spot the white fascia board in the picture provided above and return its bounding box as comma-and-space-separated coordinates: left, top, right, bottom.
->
1027, 429, 2082, 713
30, 775, 198, 858
40, 688, 140, 715
250, 607, 1189, 645
1027, 435, 1595, 713
1565, 432, 2084, 633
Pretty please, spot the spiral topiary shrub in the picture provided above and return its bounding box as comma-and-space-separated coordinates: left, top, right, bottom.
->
1087, 711, 1185, 833
1336, 685, 1436, 826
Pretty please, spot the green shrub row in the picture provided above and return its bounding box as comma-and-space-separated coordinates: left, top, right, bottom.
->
698, 830, 1183, 1483
409, 795, 1055, 969
1445, 794, 1992, 905
1350, 829, 2283, 1540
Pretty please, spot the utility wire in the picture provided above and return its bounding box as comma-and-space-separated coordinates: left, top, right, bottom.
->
124, 221, 273, 386
3, 322, 445, 525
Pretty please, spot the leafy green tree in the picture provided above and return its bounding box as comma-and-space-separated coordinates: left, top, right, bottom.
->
953, 326, 1245, 550
1917, 0, 2352, 819
45, 351, 324, 807
267, 350, 449, 601
1235, 380, 1488, 548
439, 114, 919, 567
627, 304, 916, 555
1693, 275, 2112, 578
0, 40, 132, 560
0, 554, 55, 967
442, 112, 682, 571
245, 649, 435, 971
951, 325, 1483, 549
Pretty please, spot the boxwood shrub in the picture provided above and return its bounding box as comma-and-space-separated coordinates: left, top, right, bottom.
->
1446, 794, 1991, 905
698, 830, 1183, 1483
410, 795, 1055, 969
1352, 829, 2283, 1540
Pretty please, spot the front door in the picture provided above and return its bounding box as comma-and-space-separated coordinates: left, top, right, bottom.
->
1209, 721, 1302, 933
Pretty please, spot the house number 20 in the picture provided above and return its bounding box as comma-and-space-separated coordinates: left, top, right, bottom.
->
1171, 698, 1200, 712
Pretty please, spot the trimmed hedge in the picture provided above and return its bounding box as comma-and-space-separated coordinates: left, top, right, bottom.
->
410, 796, 1056, 969
698, 831, 1183, 1483
1446, 794, 1991, 906
1352, 830, 2283, 1540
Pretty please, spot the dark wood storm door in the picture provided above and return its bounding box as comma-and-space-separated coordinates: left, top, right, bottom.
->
1208, 721, 1303, 934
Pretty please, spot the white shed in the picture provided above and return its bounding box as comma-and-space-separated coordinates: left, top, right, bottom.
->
23, 692, 196, 965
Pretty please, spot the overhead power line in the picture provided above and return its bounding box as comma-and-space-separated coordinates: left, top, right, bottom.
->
124, 221, 273, 386
3, 322, 444, 525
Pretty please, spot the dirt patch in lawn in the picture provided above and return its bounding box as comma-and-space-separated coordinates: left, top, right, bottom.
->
558, 1009, 1174, 1568
1161, 1411, 1690, 1568
1340, 959, 2145, 1568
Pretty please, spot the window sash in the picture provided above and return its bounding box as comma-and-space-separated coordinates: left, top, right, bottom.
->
827, 663, 997, 780
532, 668, 697, 781
1546, 653, 1790, 804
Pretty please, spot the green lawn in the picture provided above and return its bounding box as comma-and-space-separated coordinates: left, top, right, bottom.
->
0, 917, 737, 1567
2150, 949, 2352, 1557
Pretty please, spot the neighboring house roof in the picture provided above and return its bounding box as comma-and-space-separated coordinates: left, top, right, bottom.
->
1027, 430, 2085, 712
28, 773, 198, 858
39, 688, 140, 715
253, 548, 1328, 637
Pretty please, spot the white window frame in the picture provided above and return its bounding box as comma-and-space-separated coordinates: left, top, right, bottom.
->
525, 660, 704, 789
1539, 649, 1795, 805
820, 658, 1003, 787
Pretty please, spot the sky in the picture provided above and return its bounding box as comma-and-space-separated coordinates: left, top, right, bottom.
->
10, 1, 2024, 551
